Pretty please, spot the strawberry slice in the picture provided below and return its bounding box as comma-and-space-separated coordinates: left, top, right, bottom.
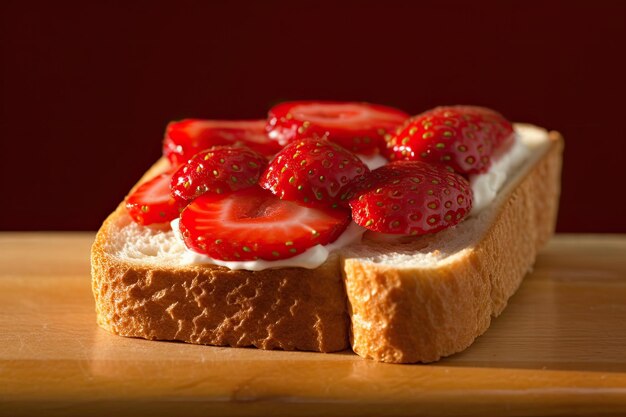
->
171, 145, 267, 201
385, 106, 514, 175
266, 101, 409, 153
179, 187, 351, 261
349, 161, 472, 235
126, 169, 184, 225
163, 119, 282, 165
260, 137, 369, 209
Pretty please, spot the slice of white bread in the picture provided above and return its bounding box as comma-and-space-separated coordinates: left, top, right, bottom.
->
91, 124, 563, 362
343, 125, 563, 362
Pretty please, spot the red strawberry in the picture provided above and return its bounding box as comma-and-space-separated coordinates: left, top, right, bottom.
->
260, 137, 369, 208
126, 169, 184, 225
266, 101, 409, 153
171, 145, 267, 201
349, 161, 472, 235
385, 106, 514, 175
163, 119, 282, 165
179, 187, 351, 261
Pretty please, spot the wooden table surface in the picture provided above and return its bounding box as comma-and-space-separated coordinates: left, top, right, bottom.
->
1, 233, 625, 416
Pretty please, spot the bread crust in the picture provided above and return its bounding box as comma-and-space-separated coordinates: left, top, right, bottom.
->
342, 132, 563, 363
91, 130, 563, 361
91, 175, 350, 353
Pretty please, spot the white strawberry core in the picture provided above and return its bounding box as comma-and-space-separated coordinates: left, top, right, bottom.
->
209, 197, 321, 236
290, 103, 400, 130
140, 174, 172, 205
184, 120, 267, 143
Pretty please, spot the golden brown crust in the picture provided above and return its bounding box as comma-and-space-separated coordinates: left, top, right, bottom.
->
342, 132, 563, 363
91, 247, 349, 352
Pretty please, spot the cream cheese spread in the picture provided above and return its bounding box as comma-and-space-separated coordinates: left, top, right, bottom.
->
469, 124, 549, 214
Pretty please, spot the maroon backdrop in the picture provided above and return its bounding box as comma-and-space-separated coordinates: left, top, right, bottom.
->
1, 1, 625, 232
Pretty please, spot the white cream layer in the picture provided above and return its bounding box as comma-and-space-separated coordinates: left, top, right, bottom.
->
171, 219, 366, 271
363, 124, 549, 242
469, 124, 548, 214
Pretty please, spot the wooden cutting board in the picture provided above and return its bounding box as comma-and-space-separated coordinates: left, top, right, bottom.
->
1, 233, 625, 416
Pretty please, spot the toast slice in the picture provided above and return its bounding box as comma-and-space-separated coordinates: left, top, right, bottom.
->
91, 124, 563, 361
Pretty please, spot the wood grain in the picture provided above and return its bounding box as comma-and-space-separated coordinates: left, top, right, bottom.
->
1, 233, 625, 416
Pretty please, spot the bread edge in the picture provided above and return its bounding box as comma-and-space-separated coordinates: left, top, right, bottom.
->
342, 131, 564, 363
91, 130, 563, 360
90, 163, 350, 353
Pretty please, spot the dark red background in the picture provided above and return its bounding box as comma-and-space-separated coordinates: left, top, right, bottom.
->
1, 1, 625, 232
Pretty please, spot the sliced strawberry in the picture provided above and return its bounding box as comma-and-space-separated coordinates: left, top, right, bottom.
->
126, 169, 184, 225
163, 119, 282, 165
179, 187, 351, 261
260, 137, 369, 209
349, 161, 472, 235
385, 106, 514, 175
171, 145, 267, 201
266, 101, 409, 153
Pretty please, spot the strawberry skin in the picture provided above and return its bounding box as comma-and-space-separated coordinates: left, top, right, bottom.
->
260, 137, 369, 208
171, 145, 267, 201
163, 119, 282, 165
349, 161, 473, 235
126, 169, 184, 225
179, 187, 351, 261
266, 101, 409, 153
386, 106, 514, 175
